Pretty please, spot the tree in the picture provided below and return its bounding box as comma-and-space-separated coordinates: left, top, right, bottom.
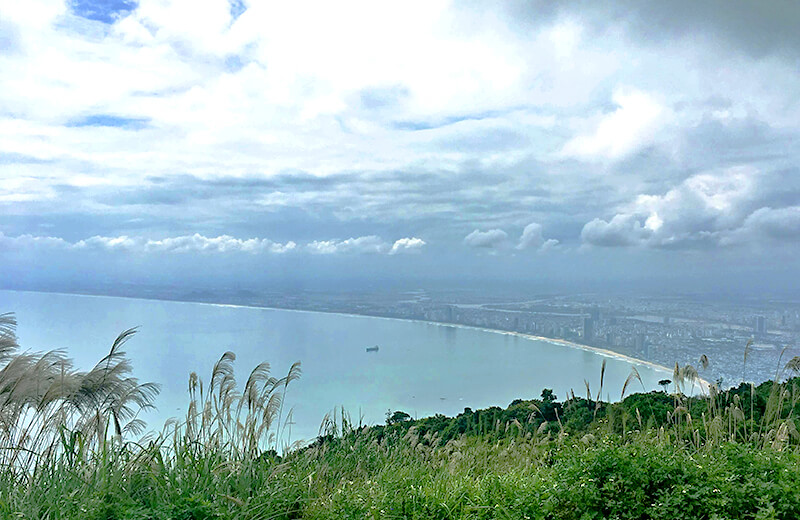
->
386, 410, 412, 425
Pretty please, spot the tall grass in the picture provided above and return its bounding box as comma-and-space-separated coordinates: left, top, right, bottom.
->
173, 350, 302, 458
0, 313, 159, 472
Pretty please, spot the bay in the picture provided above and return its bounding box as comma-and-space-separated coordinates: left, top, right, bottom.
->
1, 290, 672, 444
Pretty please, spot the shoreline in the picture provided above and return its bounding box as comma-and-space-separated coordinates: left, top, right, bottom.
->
3, 287, 708, 390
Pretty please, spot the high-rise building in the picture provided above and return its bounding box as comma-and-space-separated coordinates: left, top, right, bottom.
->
755, 316, 766, 335
590, 306, 600, 322
445, 305, 454, 322
582, 316, 594, 342
635, 333, 647, 357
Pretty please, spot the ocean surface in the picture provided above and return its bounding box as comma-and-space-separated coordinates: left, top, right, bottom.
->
1, 290, 672, 444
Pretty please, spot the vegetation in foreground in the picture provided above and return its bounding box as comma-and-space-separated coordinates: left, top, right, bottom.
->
2, 313, 800, 519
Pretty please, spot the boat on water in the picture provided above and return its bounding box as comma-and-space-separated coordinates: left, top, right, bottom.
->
366, 345, 379, 352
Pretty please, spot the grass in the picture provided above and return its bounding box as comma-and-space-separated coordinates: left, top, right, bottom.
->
8, 428, 800, 519
3, 312, 800, 519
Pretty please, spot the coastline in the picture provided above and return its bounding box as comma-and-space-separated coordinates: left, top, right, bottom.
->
2, 287, 708, 390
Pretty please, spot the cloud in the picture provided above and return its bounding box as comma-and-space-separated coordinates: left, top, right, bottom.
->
581, 214, 653, 247
581, 167, 800, 249
516, 222, 559, 251
2, 0, 800, 287
389, 237, 426, 254
306, 235, 425, 255
597, 0, 800, 59
498, 1, 800, 59
0, 231, 70, 250
143, 234, 296, 254
2, 231, 428, 256
1, 232, 296, 254
464, 229, 508, 248
306, 236, 387, 255
561, 89, 668, 160
76, 235, 142, 252
721, 206, 800, 246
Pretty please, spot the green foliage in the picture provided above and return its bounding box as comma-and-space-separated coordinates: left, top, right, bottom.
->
386, 410, 412, 425
541, 388, 557, 402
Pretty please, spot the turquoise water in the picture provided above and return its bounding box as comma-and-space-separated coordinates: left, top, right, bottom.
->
1, 290, 671, 444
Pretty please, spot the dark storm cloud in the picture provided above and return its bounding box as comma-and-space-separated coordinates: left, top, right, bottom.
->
607, 0, 800, 58
494, 0, 800, 58
2, 158, 586, 255
740, 207, 800, 240
95, 167, 556, 222
678, 116, 795, 167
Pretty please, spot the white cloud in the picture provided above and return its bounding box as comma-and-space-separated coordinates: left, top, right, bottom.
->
540, 238, 560, 252
561, 88, 669, 160
75, 235, 142, 252
306, 235, 424, 255
389, 237, 426, 254
0, 231, 70, 250
581, 214, 652, 247
580, 166, 799, 249
464, 229, 508, 248
0, 0, 631, 193
516, 222, 559, 251
0, 0, 67, 32
142, 234, 296, 254
1, 232, 426, 256
128, 0, 237, 55
2, 232, 296, 254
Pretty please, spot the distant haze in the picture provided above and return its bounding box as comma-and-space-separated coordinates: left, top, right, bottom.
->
1, 1, 799, 294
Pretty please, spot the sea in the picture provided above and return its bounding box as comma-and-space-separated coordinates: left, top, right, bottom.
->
1, 290, 672, 445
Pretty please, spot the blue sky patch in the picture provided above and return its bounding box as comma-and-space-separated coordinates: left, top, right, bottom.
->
392, 109, 512, 131
68, 114, 149, 129
224, 54, 246, 73
0, 153, 52, 165
70, 0, 138, 24
230, 0, 247, 21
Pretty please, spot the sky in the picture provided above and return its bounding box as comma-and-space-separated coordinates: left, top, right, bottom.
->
1, 0, 799, 295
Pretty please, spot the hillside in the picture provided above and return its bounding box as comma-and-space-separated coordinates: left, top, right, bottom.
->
3, 315, 800, 519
